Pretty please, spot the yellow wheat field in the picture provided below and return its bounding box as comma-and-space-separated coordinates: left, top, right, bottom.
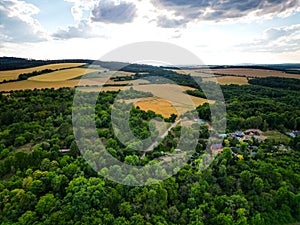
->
0, 78, 151, 92
113, 83, 214, 117
0, 63, 86, 82
123, 95, 212, 117
0, 80, 213, 117
74, 83, 213, 109
125, 97, 177, 117
28, 68, 101, 82
203, 76, 249, 85
131, 84, 214, 116
0, 78, 109, 92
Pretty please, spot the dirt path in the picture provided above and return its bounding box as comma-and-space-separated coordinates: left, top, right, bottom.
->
140, 119, 182, 159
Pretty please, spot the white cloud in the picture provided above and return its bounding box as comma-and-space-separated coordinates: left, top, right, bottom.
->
237, 24, 300, 53
52, 20, 105, 39
64, 0, 96, 21
0, 0, 48, 42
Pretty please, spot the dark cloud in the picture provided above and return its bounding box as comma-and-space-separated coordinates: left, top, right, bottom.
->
52, 20, 100, 39
156, 16, 186, 28
91, 0, 137, 24
153, 0, 300, 27
154, 0, 209, 7
0, 0, 47, 42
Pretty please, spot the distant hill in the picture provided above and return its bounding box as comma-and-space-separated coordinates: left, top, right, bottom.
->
0, 57, 133, 71
1, 57, 299, 74
0, 57, 93, 71
209, 64, 300, 74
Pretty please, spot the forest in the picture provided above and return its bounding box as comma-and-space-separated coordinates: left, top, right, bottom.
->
0, 72, 299, 224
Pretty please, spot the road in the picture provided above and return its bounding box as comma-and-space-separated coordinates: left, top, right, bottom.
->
140, 119, 182, 159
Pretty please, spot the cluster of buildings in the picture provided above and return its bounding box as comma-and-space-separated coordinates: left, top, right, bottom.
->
287, 131, 300, 138
209, 129, 266, 156
229, 129, 266, 142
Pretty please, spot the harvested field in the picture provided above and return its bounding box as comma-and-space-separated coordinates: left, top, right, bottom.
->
0, 78, 109, 92
77, 83, 213, 117
0, 78, 213, 117
28, 68, 100, 81
203, 76, 249, 85
132, 84, 214, 116
126, 97, 177, 117
111, 71, 135, 76
210, 68, 300, 79
123, 95, 211, 117
113, 83, 214, 117
174, 68, 300, 80
0, 63, 85, 82
173, 69, 216, 78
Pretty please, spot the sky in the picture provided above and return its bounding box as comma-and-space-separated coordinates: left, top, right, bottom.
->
0, 0, 299, 65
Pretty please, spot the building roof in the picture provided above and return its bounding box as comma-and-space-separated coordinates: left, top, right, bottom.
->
210, 144, 223, 152
59, 149, 70, 153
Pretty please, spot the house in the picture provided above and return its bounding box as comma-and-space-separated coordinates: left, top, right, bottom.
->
278, 144, 289, 151
59, 149, 70, 153
243, 135, 252, 141
194, 118, 206, 125
287, 131, 300, 138
218, 134, 227, 138
210, 144, 223, 153
236, 131, 245, 137
253, 135, 267, 142
245, 129, 262, 135
251, 146, 259, 150
231, 131, 245, 138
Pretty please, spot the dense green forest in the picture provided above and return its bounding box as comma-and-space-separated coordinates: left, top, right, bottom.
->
190, 77, 300, 132
0, 75, 300, 224
248, 77, 300, 91
0, 57, 92, 71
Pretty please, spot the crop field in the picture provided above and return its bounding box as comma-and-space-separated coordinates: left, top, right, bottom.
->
173, 68, 300, 81
113, 83, 214, 117
203, 76, 249, 85
210, 68, 300, 79
76, 83, 212, 117
0, 78, 109, 92
174, 67, 300, 85
0, 80, 78, 91
124, 95, 211, 117
0, 63, 85, 82
126, 97, 177, 117
173, 69, 216, 78
28, 68, 101, 82
0, 79, 213, 116
111, 71, 135, 76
